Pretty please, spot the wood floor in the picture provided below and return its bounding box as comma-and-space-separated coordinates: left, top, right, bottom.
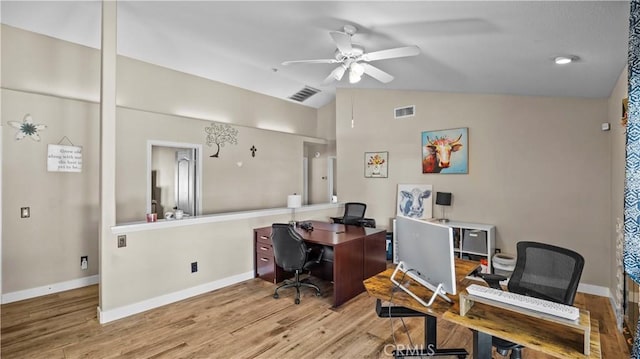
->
1, 277, 630, 359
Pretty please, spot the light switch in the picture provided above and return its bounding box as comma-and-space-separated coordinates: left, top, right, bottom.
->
20, 207, 30, 218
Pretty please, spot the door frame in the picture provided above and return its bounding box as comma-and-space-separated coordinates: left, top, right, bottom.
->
328, 156, 336, 202
146, 140, 202, 216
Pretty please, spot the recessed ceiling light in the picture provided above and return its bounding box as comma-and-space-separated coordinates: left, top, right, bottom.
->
554, 56, 578, 65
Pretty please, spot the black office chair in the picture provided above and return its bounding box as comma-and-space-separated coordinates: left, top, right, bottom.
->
331, 202, 367, 225
476, 241, 585, 359
271, 223, 323, 304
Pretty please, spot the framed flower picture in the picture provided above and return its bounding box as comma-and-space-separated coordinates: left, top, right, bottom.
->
365, 151, 388, 178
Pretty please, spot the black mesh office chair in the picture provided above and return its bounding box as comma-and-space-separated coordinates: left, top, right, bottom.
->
477, 241, 585, 359
331, 202, 367, 225
271, 223, 324, 304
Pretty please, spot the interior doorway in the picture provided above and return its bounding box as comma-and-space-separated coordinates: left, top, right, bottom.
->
303, 142, 335, 205
147, 140, 202, 218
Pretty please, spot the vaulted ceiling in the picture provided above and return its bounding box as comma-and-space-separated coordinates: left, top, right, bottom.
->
1, 1, 630, 108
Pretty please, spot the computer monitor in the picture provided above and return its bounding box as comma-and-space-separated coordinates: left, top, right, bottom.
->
392, 216, 456, 306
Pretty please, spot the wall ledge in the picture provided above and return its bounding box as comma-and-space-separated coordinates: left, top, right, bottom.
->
111, 203, 341, 234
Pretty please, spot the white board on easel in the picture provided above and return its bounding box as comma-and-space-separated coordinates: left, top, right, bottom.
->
47, 144, 82, 172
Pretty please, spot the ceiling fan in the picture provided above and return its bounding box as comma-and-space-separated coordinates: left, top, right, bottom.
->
281, 25, 421, 85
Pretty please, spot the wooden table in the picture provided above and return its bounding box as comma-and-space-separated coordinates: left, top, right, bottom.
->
255, 221, 387, 307
363, 260, 602, 359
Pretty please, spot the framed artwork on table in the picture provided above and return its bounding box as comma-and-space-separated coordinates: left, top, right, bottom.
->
365, 151, 388, 178
421, 127, 468, 174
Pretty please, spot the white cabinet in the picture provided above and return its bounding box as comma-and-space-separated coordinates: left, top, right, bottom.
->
392, 219, 496, 273
448, 220, 496, 273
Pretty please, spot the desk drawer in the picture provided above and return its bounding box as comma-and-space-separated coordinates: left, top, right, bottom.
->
256, 252, 276, 282
255, 229, 272, 245
256, 242, 273, 256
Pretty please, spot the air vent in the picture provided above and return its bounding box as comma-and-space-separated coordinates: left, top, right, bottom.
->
288, 86, 320, 102
394, 105, 415, 119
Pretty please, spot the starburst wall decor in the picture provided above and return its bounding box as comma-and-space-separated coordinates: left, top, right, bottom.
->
8, 114, 47, 141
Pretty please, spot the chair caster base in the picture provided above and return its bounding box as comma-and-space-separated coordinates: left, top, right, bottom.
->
295, 298, 300, 304
273, 293, 279, 299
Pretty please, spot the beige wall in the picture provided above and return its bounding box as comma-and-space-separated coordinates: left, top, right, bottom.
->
101, 207, 339, 311
116, 107, 310, 222
336, 88, 611, 288
117, 57, 318, 137
1, 25, 324, 296
1, 89, 100, 292
1, 25, 100, 103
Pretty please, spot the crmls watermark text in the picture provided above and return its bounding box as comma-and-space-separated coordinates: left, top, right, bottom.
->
383, 344, 436, 356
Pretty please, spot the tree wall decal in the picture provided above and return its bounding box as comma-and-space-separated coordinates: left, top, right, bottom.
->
204, 123, 238, 158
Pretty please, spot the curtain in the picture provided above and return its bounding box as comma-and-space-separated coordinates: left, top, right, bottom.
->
625, 1, 640, 357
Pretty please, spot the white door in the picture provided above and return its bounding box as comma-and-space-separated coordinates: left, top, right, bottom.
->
175, 149, 196, 215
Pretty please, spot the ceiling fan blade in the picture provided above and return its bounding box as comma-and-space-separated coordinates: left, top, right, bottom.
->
361, 63, 394, 83
281, 59, 339, 66
322, 65, 347, 84
330, 31, 353, 54
361, 46, 421, 62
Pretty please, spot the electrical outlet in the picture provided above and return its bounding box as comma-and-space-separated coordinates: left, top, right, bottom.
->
81, 256, 88, 270
191, 262, 198, 273
20, 207, 30, 218
117, 235, 127, 248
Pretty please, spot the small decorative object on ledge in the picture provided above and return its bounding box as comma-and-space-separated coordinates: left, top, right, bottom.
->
8, 114, 47, 141
204, 123, 238, 158
250, 145, 257, 157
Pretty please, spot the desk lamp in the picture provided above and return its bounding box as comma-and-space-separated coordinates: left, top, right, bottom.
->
287, 194, 302, 226
435, 192, 452, 223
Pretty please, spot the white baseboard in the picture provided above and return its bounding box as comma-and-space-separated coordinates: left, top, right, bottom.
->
97, 271, 254, 324
578, 282, 610, 297
2, 275, 99, 304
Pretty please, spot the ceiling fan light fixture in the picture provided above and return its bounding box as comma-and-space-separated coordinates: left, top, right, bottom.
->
348, 62, 364, 83
350, 62, 364, 76
349, 69, 362, 84
331, 65, 347, 81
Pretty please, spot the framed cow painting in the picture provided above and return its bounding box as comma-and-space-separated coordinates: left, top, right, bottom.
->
397, 184, 433, 219
421, 127, 468, 174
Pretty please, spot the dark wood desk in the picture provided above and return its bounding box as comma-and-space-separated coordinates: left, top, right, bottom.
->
363, 261, 602, 359
254, 221, 387, 307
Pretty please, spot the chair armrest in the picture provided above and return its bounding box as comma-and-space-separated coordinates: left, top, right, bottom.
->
475, 272, 507, 290
306, 245, 324, 264
330, 216, 344, 224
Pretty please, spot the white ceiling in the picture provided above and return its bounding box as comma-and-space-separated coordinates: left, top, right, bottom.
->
1, 1, 630, 109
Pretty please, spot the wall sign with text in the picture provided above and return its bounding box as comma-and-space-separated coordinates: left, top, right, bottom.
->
47, 144, 82, 172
